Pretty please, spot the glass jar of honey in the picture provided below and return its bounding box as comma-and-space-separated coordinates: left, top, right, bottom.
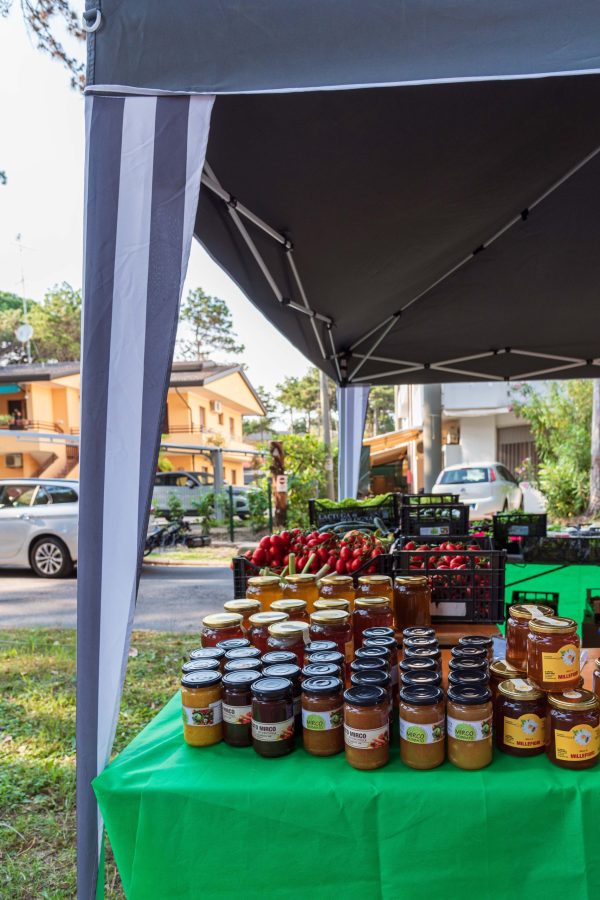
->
447, 684, 493, 770
356, 574, 393, 601
314, 598, 351, 613
181, 670, 223, 747
271, 598, 309, 623
458, 634, 494, 663
246, 575, 282, 611
200, 614, 244, 648
302, 676, 345, 756
527, 615, 580, 692
282, 574, 319, 614
495, 678, 546, 757
247, 612, 288, 655
223, 599, 261, 632
594, 659, 600, 701
267, 621, 310, 668
506, 604, 554, 669
319, 575, 355, 608
353, 597, 394, 650
222, 670, 261, 747
394, 576, 431, 631
343, 685, 390, 770
188, 645, 226, 671
489, 658, 527, 702
399, 685, 445, 770
310, 610, 354, 670
546, 690, 600, 770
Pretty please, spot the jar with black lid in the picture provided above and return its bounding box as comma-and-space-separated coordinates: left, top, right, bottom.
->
344, 685, 390, 770
302, 662, 343, 679
305, 640, 337, 655
363, 626, 395, 640
364, 635, 399, 703
351, 668, 393, 732
450, 645, 488, 669
224, 658, 264, 674
401, 669, 442, 688
182, 658, 221, 675
403, 636, 439, 654
350, 657, 387, 676
402, 626, 436, 641
399, 684, 446, 770
447, 684, 493, 770
306, 650, 345, 670
251, 677, 295, 757
399, 656, 437, 677
403, 645, 441, 672
458, 634, 494, 663
216, 637, 251, 653
448, 669, 489, 689
302, 676, 345, 756
222, 670, 262, 747
448, 657, 488, 677
261, 650, 298, 667
224, 646, 262, 663
188, 646, 226, 671
355, 646, 391, 671
262, 663, 302, 728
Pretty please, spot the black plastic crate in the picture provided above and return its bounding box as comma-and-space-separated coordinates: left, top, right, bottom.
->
308, 494, 401, 528
510, 589, 559, 614
523, 536, 600, 565
393, 536, 506, 623
400, 502, 469, 538
401, 492, 459, 506
493, 513, 547, 554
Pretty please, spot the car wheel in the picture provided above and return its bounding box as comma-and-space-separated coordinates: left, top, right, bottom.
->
30, 537, 73, 578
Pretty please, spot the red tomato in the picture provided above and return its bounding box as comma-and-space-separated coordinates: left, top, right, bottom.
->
335, 559, 347, 574
340, 546, 352, 562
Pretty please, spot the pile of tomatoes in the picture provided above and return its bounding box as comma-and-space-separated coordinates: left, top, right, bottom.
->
243, 528, 387, 577
401, 539, 493, 606
403, 540, 491, 571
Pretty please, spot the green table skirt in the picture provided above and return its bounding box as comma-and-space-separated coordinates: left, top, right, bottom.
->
94, 694, 600, 899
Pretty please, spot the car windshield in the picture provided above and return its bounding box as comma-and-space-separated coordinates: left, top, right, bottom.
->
0, 484, 36, 507
440, 467, 489, 485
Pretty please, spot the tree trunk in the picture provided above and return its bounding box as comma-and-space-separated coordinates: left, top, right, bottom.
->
589, 378, 600, 515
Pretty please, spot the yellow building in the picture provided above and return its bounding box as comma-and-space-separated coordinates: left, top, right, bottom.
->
0, 360, 265, 483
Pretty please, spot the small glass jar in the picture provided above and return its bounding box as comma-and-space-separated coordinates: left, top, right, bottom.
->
363, 635, 399, 701
527, 616, 580, 692
189, 645, 226, 672
355, 646, 391, 673
201, 613, 244, 648
363, 626, 395, 640
447, 669, 489, 689
319, 575, 355, 608
505, 604, 554, 669
224, 646, 262, 664
309, 610, 354, 671
447, 684, 493, 770
458, 634, 494, 663
399, 656, 437, 678
222, 670, 262, 747
282, 574, 319, 614
399, 685, 445, 770
350, 657, 387, 677
305, 640, 337, 655
223, 598, 261, 632
247, 612, 288, 655
181, 670, 223, 747
305, 650, 345, 672
403, 637, 439, 657
302, 662, 342, 679
216, 637, 251, 653
262, 663, 302, 727
344, 685, 389, 770
546, 690, 600, 770
404, 645, 442, 673
450, 645, 488, 670
356, 574, 394, 603
261, 650, 298, 668
314, 597, 351, 613
182, 658, 221, 675
353, 597, 394, 650
224, 658, 263, 674
489, 658, 527, 702
401, 670, 442, 688
270, 598, 309, 623
495, 678, 546, 757
267, 621, 310, 668
394, 576, 431, 631
302, 676, 345, 756
246, 575, 282, 611
594, 659, 600, 701
351, 667, 393, 731
403, 626, 436, 641
251, 676, 295, 757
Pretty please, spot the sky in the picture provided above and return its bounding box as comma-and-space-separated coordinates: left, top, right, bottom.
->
0, 6, 311, 392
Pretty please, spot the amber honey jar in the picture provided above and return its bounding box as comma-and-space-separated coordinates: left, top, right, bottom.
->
594, 659, 600, 701
399, 685, 445, 770
181, 670, 223, 747
302, 676, 345, 756
546, 690, 600, 770
282, 574, 319, 614
495, 679, 546, 757
223, 599, 261, 631
527, 615, 580, 692
394, 576, 431, 631
489, 659, 527, 702
247, 612, 288, 655
310, 610, 354, 667
447, 684, 493, 770
267, 621, 310, 668
201, 614, 244, 648
271, 598, 309, 623
319, 575, 355, 608
246, 575, 282, 611
353, 597, 394, 650
356, 574, 393, 603
343, 685, 390, 770
314, 597, 351, 613
505, 604, 554, 669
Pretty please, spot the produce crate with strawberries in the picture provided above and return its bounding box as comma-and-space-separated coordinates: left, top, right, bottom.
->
393, 536, 506, 623
492, 512, 547, 555
400, 502, 469, 538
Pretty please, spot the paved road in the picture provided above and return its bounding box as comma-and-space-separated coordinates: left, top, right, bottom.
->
0, 564, 233, 631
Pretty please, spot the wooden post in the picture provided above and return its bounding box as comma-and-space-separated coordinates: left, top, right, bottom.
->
270, 440, 287, 528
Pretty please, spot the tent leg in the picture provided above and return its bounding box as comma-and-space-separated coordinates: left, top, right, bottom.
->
337, 384, 370, 500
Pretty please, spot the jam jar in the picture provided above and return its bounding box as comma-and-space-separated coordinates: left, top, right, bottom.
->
319, 575, 355, 608
310, 610, 354, 671
447, 669, 489, 690
594, 659, 600, 701
355, 646, 391, 673
363, 626, 395, 640
201, 613, 244, 648
246, 575, 282, 611
506, 604, 554, 669
351, 668, 393, 731
302, 676, 345, 756
305, 640, 337, 655
222, 670, 262, 747
247, 612, 288, 655
399, 685, 445, 770
270, 598, 309, 623
223, 598, 261, 632
495, 678, 546, 757
356, 574, 394, 603
546, 690, 600, 770
267, 621, 310, 668
527, 616, 580, 692
447, 684, 493, 770
403, 637, 439, 661
224, 658, 264, 674
344, 685, 390, 770
458, 634, 494, 663
182, 658, 221, 675
314, 598, 351, 613
251, 677, 295, 757
188, 646, 226, 672
353, 598, 394, 650
394, 576, 431, 631
262, 663, 302, 728
489, 658, 527, 702
282, 574, 319, 614
181, 670, 223, 747
261, 650, 298, 668
448, 657, 488, 681
302, 662, 343, 680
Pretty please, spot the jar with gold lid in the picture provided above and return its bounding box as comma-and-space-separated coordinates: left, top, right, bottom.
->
319, 575, 355, 608
282, 574, 319, 614
356, 574, 393, 603
223, 599, 261, 632
267, 620, 310, 668
310, 609, 354, 672
200, 613, 244, 648
394, 576, 431, 631
506, 604, 554, 668
246, 575, 282, 611
247, 611, 288, 655
546, 689, 600, 769
353, 597, 394, 650
314, 597, 351, 613
489, 658, 527, 702
495, 678, 546, 757
270, 598, 309, 623
527, 615, 580, 692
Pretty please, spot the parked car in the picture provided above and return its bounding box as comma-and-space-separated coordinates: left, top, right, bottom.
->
432, 462, 523, 518
152, 471, 251, 518
0, 478, 78, 577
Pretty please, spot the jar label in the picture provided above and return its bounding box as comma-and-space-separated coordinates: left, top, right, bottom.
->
251, 717, 295, 742
540, 643, 580, 683
182, 701, 222, 727
399, 717, 445, 744
302, 706, 344, 731
344, 723, 389, 750
503, 714, 545, 749
447, 715, 492, 742
344, 640, 355, 663
222, 703, 252, 726
554, 724, 600, 762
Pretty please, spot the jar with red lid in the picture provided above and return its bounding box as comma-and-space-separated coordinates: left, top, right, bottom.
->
314, 598, 351, 614
356, 574, 393, 604
319, 575, 355, 608
267, 620, 310, 668
270, 598, 309, 623
506, 604, 554, 669
223, 599, 261, 632
394, 576, 431, 631
246, 575, 282, 611
282, 574, 319, 614
247, 612, 288, 655
310, 609, 354, 675
263, 663, 302, 728
353, 597, 394, 650
261, 650, 298, 668
201, 614, 244, 648
546, 689, 600, 769
251, 677, 295, 757
489, 659, 526, 701
527, 616, 580, 692
495, 678, 546, 757
222, 670, 262, 747
458, 634, 494, 663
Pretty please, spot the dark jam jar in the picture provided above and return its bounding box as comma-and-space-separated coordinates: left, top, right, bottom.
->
224, 646, 262, 663
495, 678, 546, 757
302, 663, 342, 679
182, 658, 221, 675
546, 690, 600, 770
305, 640, 337, 655
188, 646, 226, 671
251, 677, 295, 757
224, 658, 264, 674
216, 637, 251, 653
261, 650, 298, 668
353, 598, 394, 651
262, 664, 302, 728
222, 670, 262, 747
458, 634, 494, 663
201, 614, 245, 648
302, 676, 345, 756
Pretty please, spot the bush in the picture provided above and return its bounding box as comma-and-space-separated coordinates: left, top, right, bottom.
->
538, 460, 590, 519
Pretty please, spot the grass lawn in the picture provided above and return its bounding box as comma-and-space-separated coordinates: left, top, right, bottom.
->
145, 544, 240, 565
0, 629, 189, 899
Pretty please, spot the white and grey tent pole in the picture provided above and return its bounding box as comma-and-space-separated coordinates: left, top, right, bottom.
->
76, 92, 214, 900
336, 385, 370, 500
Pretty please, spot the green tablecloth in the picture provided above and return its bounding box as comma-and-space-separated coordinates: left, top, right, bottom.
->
94, 693, 600, 899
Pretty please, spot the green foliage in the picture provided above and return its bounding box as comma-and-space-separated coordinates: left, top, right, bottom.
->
157, 452, 174, 472
165, 492, 185, 524
243, 385, 278, 437
512, 381, 592, 517
0, 282, 81, 363
258, 434, 328, 527
274, 367, 336, 434
191, 492, 218, 534
177, 288, 244, 360
0, 290, 24, 311
365, 385, 395, 436
248, 479, 270, 532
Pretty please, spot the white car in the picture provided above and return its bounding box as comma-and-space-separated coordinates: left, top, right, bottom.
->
0, 478, 78, 577
432, 462, 523, 518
